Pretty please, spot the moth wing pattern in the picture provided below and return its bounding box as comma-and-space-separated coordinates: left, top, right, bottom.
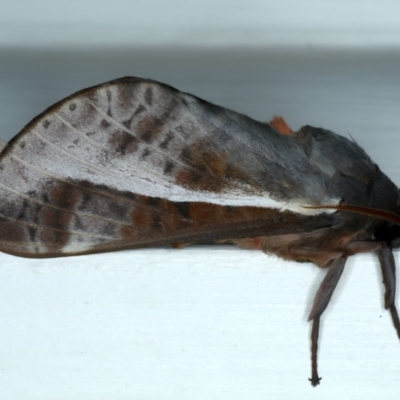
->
0, 77, 340, 257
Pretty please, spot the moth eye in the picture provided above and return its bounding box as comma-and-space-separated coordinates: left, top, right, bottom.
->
339, 199, 345, 205
396, 190, 400, 208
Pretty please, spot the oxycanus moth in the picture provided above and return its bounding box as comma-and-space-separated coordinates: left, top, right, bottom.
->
1, 76, 400, 386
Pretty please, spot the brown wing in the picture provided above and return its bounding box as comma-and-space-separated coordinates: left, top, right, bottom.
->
0, 77, 335, 258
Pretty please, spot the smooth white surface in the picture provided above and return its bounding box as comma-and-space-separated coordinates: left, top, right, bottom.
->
1, 48, 400, 398
0, 249, 400, 399
1, 0, 400, 47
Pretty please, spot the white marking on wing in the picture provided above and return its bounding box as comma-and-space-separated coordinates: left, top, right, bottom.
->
59, 240, 108, 254
12, 132, 335, 216
31, 128, 117, 177
53, 110, 181, 188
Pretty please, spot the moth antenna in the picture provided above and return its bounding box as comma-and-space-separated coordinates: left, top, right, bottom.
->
304, 204, 400, 226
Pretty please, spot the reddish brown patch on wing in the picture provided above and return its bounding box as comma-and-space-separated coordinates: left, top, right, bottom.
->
175, 165, 223, 193
120, 196, 281, 245
36, 183, 83, 251
47, 181, 81, 210
175, 143, 251, 193
185, 202, 275, 225
121, 195, 193, 241
108, 129, 139, 155
200, 151, 228, 178
38, 230, 71, 252
0, 218, 27, 243
118, 225, 137, 240
136, 115, 166, 143
270, 116, 293, 136
0, 181, 82, 255
232, 237, 265, 250
128, 199, 155, 227
171, 242, 191, 248
225, 163, 248, 181
187, 202, 229, 221
175, 145, 228, 192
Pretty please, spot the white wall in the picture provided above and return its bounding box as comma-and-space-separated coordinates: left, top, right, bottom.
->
1, 0, 400, 47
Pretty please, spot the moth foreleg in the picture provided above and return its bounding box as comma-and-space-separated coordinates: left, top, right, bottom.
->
377, 243, 400, 339
307, 257, 346, 386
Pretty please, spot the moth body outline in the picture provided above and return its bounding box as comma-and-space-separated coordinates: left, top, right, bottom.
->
2, 76, 400, 385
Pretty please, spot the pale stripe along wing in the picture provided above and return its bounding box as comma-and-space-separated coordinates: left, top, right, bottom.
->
0, 77, 335, 257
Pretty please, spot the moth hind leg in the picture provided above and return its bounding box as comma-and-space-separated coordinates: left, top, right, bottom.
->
377, 243, 400, 339
308, 257, 346, 386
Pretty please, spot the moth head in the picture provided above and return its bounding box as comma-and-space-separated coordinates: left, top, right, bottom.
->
374, 192, 400, 248
374, 220, 400, 248
304, 197, 400, 248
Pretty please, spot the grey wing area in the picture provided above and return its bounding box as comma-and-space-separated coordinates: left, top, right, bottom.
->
83, 77, 340, 208
295, 125, 398, 210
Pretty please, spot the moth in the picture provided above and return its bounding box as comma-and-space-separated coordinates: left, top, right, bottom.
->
1, 76, 400, 386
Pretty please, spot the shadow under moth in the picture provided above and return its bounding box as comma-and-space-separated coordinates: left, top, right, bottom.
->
1, 76, 400, 386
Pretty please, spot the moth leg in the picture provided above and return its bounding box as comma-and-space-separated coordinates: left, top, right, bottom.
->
309, 317, 320, 387
344, 240, 382, 254
307, 257, 346, 386
377, 243, 400, 338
